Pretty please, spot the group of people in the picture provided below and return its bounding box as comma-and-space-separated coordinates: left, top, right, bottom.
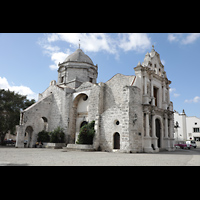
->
35, 141, 43, 148
24, 141, 43, 148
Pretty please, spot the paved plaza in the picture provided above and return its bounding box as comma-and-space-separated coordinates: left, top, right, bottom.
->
0, 144, 200, 166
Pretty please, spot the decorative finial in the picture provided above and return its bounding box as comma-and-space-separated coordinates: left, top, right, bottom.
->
79, 39, 80, 49
137, 61, 141, 66
152, 45, 154, 50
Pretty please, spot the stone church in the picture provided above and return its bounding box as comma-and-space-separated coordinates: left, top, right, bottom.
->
16, 45, 175, 152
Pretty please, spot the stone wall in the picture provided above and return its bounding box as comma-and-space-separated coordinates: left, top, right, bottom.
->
16, 84, 74, 148
127, 86, 143, 152
98, 73, 143, 152
103, 74, 135, 111
16, 94, 53, 147
100, 105, 123, 151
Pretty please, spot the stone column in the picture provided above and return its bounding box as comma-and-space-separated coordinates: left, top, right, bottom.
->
169, 114, 175, 151
164, 113, 170, 150
144, 76, 147, 95
143, 75, 149, 104
167, 85, 170, 104
150, 79, 155, 106
162, 85, 165, 103
151, 111, 159, 152
93, 115, 100, 150
145, 111, 150, 137
152, 112, 156, 138
143, 111, 153, 152
162, 84, 167, 109
164, 113, 168, 138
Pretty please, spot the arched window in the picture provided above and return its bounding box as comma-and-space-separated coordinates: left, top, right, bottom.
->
80, 121, 88, 128
42, 117, 48, 131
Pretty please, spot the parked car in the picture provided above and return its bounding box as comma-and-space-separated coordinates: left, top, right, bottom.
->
186, 140, 197, 148
175, 141, 192, 149
4, 139, 16, 146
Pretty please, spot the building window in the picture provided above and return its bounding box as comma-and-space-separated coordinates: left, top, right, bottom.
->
153, 87, 158, 106
195, 122, 197, 125
83, 95, 88, 101
159, 68, 161, 76
89, 77, 93, 83
61, 76, 64, 83
193, 128, 200, 132
116, 120, 120, 125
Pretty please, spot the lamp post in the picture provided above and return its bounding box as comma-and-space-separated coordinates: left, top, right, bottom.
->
174, 121, 180, 143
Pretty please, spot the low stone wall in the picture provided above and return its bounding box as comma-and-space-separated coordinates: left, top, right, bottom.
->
43, 143, 66, 149
62, 144, 95, 152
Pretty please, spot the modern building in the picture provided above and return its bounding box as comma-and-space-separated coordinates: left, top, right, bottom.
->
174, 110, 200, 141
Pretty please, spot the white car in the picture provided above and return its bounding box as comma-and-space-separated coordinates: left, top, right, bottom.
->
186, 140, 197, 148
190, 140, 197, 148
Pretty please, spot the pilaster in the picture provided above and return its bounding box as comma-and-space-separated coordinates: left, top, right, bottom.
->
143, 110, 153, 152
151, 110, 159, 152
164, 112, 170, 150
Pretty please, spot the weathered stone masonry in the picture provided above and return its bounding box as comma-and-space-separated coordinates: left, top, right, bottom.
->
16, 46, 175, 153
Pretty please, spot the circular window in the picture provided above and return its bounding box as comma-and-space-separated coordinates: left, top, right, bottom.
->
83, 95, 88, 101
115, 120, 120, 125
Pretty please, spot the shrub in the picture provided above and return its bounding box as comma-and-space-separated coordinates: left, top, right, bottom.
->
49, 127, 65, 143
76, 120, 95, 144
37, 130, 50, 143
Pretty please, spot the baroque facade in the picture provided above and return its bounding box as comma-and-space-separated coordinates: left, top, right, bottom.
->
16, 45, 175, 152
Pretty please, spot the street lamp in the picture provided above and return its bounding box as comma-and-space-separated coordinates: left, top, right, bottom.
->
174, 121, 180, 143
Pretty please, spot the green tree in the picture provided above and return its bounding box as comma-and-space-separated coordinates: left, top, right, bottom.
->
37, 130, 50, 143
49, 127, 65, 143
76, 120, 95, 144
0, 89, 35, 145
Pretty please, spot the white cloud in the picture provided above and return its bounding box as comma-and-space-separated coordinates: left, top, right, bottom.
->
49, 64, 58, 70
0, 77, 9, 88
38, 39, 72, 70
169, 88, 176, 93
118, 33, 151, 52
161, 59, 165, 65
0, 77, 37, 100
39, 33, 152, 70
182, 33, 200, 44
49, 51, 71, 70
185, 96, 200, 103
174, 93, 180, 97
168, 33, 200, 44
169, 88, 180, 98
48, 33, 117, 54
168, 33, 177, 42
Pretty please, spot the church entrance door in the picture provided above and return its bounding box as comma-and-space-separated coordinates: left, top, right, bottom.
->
155, 119, 161, 148
113, 132, 120, 149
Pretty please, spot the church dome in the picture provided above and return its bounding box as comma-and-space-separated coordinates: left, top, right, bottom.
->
64, 48, 94, 65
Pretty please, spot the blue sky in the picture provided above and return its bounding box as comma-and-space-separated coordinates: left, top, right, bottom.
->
0, 33, 200, 117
